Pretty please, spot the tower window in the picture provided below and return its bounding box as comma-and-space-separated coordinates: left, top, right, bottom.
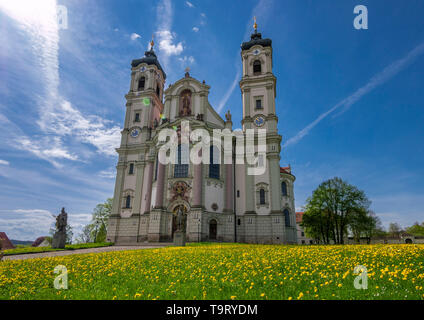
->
138, 77, 145, 91
259, 189, 265, 205
128, 163, 134, 175
134, 113, 140, 122
253, 60, 261, 74
209, 145, 220, 179
156, 84, 160, 98
125, 195, 131, 209
255, 99, 262, 109
174, 144, 189, 178
284, 209, 290, 227
237, 190, 240, 198
282, 181, 288, 196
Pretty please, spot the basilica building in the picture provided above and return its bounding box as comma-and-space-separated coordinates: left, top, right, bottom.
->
106, 25, 297, 244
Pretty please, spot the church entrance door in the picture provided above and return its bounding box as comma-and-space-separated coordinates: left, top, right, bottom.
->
209, 219, 217, 240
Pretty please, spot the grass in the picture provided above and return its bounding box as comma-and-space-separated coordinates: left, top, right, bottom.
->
3, 242, 114, 256
1, 243, 423, 300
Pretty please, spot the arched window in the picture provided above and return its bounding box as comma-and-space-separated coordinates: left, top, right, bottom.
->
138, 77, 145, 91
259, 189, 266, 205
125, 195, 131, 209
284, 209, 290, 227
174, 144, 189, 177
156, 83, 160, 98
209, 145, 220, 179
129, 163, 134, 175
253, 60, 261, 73
282, 181, 288, 196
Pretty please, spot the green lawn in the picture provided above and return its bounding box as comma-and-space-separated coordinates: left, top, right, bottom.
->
1, 243, 423, 300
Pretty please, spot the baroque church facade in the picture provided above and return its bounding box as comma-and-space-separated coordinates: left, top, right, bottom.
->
106, 26, 297, 244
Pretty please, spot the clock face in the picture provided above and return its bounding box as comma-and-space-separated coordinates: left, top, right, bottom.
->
130, 128, 140, 138
140, 66, 146, 72
253, 49, 260, 56
254, 116, 265, 127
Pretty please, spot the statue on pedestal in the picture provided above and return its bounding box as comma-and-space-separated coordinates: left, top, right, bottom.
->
173, 205, 187, 246
52, 208, 68, 249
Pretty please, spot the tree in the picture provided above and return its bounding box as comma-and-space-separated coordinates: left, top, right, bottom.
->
388, 222, 402, 237
350, 210, 380, 244
76, 225, 93, 244
78, 198, 112, 243
49, 225, 73, 245
302, 177, 371, 244
406, 222, 424, 237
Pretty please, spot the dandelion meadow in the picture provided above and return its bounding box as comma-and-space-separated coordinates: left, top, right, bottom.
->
1, 243, 423, 300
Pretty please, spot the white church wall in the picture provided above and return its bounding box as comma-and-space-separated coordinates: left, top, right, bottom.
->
170, 97, 177, 121
140, 165, 151, 213
204, 181, 224, 213
235, 164, 246, 214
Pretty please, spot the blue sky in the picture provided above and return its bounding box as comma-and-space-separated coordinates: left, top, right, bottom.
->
0, 0, 423, 240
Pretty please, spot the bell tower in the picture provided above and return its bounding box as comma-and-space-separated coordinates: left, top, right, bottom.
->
124, 36, 166, 144
240, 17, 278, 134
239, 19, 283, 216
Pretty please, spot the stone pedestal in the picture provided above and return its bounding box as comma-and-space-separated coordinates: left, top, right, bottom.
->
173, 231, 186, 246
52, 232, 66, 249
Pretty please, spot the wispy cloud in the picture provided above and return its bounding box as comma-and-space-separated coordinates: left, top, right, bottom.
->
217, 0, 274, 114
178, 55, 195, 66
217, 70, 241, 113
0, 159, 9, 166
0, 208, 91, 241
15, 136, 78, 168
155, 0, 184, 70
0, 1, 121, 165
185, 1, 194, 8
192, 26, 199, 32
156, 30, 183, 56
284, 42, 424, 148
130, 32, 141, 40
98, 167, 116, 179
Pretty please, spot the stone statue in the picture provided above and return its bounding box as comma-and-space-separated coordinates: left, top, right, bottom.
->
176, 205, 186, 232
173, 205, 187, 246
225, 110, 232, 122
52, 207, 68, 249
180, 92, 191, 116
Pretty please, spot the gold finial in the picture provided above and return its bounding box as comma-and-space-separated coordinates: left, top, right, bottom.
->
185, 67, 190, 73
253, 16, 257, 31
150, 34, 155, 49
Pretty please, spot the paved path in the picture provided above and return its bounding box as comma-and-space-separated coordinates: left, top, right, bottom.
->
3, 244, 172, 261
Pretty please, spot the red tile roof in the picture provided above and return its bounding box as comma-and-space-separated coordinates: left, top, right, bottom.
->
32, 236, 47, 247
296, 212, 304, 223
0, 232, 15, 250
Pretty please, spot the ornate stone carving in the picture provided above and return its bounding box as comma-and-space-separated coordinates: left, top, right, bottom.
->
170, 181, 191, 202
